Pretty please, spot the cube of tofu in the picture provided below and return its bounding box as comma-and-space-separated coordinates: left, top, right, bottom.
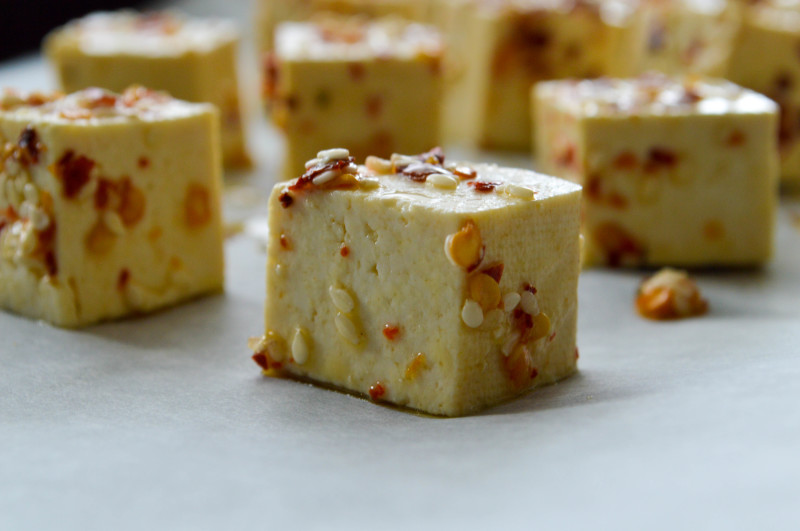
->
252, 147, 582, 416
726, 2, 800, 189
256, 0, 432, 53
534, 74, 778, 268
44, 11, 250, 169
443, 0, 639, 150
635, 0, 741, 77
0, 87, 224, 327
266, 16, 443, 179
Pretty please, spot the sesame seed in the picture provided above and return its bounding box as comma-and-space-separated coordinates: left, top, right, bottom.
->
335, 312, 361, 344
312, 169, 341, 186
30, 208, 50, 231
22, 182, 39, 204
365, 156, 392, 174
503, 183, 535, 200
291, 328, 309, 364
520, 290, 540, 316
305, 158, 321, 169
357, 176, 380, 190
503, 292, 521, 312
461, 299, 484, 328
317, 148, 350, 162
426, 173, 458, 190
329, 286, 355, 313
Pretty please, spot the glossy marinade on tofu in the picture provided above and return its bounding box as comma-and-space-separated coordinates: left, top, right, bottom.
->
265, 15, 443, 179
0, 87, 224, 327
534, 74, 778, 268
250, 147, 581, 416
44, 10, 250, 168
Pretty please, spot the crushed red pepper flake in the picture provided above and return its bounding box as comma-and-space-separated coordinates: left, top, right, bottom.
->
279, 234, 291, 250
556, 145, 575, 167
340, 243, 350, 257
613, 151, 638, 170
481, 263, 504, 284
279, 192, 294, 208
644, 147, 678, 172
117, 268, 130, 290
468, 181, 500, 193
17, 126, 42, 165
137, 156, 150, 169
727, 130, 746, 147
382, 324, 401, 341
252, 352, 270, 371
56, 150, 95, 199
368, 382, 386, 400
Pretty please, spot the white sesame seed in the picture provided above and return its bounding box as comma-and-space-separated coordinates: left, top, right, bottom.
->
504, 183, 535, 200
461, 299, 484, 328
312, 169, 340, 186
426, 173, 458, 190
502, 331, 521, 357
291, 328, 309, 364
30, 208, 50, 231
329, 286, 355, 313
520, 290, 540, 316
365, 156, 392, 174
18, 201, 33, 220
104, 211, 126, 236
317, 148, 350, 162
22, 182, 39, 204
305, 157, 321, 169
503, 292, 521, 312
335, 312, 361, 344
357, 176, 380, 190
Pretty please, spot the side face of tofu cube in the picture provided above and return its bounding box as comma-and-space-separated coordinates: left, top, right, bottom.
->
535, 76, 778, 268
255, 148, 581, 417
267, 19, 443, 179
727, 5, 800, 188
636, 0, 741, 77
0, 88, 224, 327
256, 0, 432, 53
44, 11, 250, 168
452, 0, 632, 151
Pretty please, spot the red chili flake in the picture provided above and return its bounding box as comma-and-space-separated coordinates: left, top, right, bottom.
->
575, 347, 580, 360
279, 192, 294, 208
613, 151, 638, 170
775, 73, 793, 93
117, 268, 130, 290
556, 144, 575, 167
681, 86, 702, 104
401, 162, 452, 182
548, 331, 556, 342
468, 181, 500, 193
137, 156, 150, 169
17, 126, 42, 165
530, 367, 538, 379
368, 382, 386, 400
56, 150, 95, 199
279, 234, 290, 250
607, 192, 629, 210
340, 244, 350, 257
83, 88, 117, 108
481, 263, 504, 283
594, 222, 645, 267
289, 156, 355, 191
45, 251, 58, 276
644, 147, 677, 172
382, 324, 401, 341
263, 52, 280, 99
585, 175, 602, 201
366, 94, 382, 118
418, 147, 445, 165
348, 63, 366, 81
252, 352, 270, 371
452, 166, 477, 180
94, 178, 113, 209
727, 130, 746, 147
523, 284, 538, 295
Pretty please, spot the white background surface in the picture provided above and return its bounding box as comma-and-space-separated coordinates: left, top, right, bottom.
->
2, 1, 800, 529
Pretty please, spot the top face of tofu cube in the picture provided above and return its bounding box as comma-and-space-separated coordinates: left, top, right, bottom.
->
275, 15, 443, 61
0, 86, 214, 125
474, 0, 636, 26
45, 10, 238, 57
276, 147, 581, 215
536, 74, 778, 118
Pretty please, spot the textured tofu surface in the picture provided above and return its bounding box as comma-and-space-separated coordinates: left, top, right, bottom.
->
535, 74, 778, 268
266, 17, 443, 178
44, 11, 250, 168
255, 148, 581, 416
0, 88, 224, 327
726, 3, 800, 188
442, 0, 639, 150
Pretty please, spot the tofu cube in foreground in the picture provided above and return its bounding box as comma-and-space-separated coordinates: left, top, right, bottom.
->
265, 16, 443, 178
44, 10, 250, 169
251, 148, 581, 416
0, 87, 224, 327
534, 74, 778, 268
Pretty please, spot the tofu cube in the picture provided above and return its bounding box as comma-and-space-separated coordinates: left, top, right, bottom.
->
0, 87, 224, 327
534, 75, 779, 268
44, 11, 250, 169
443, 0, 639, 150
252, 147, 581, 416
256, 0, 432, 53
266, 16, 443, 178
726, 2, 800, 189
